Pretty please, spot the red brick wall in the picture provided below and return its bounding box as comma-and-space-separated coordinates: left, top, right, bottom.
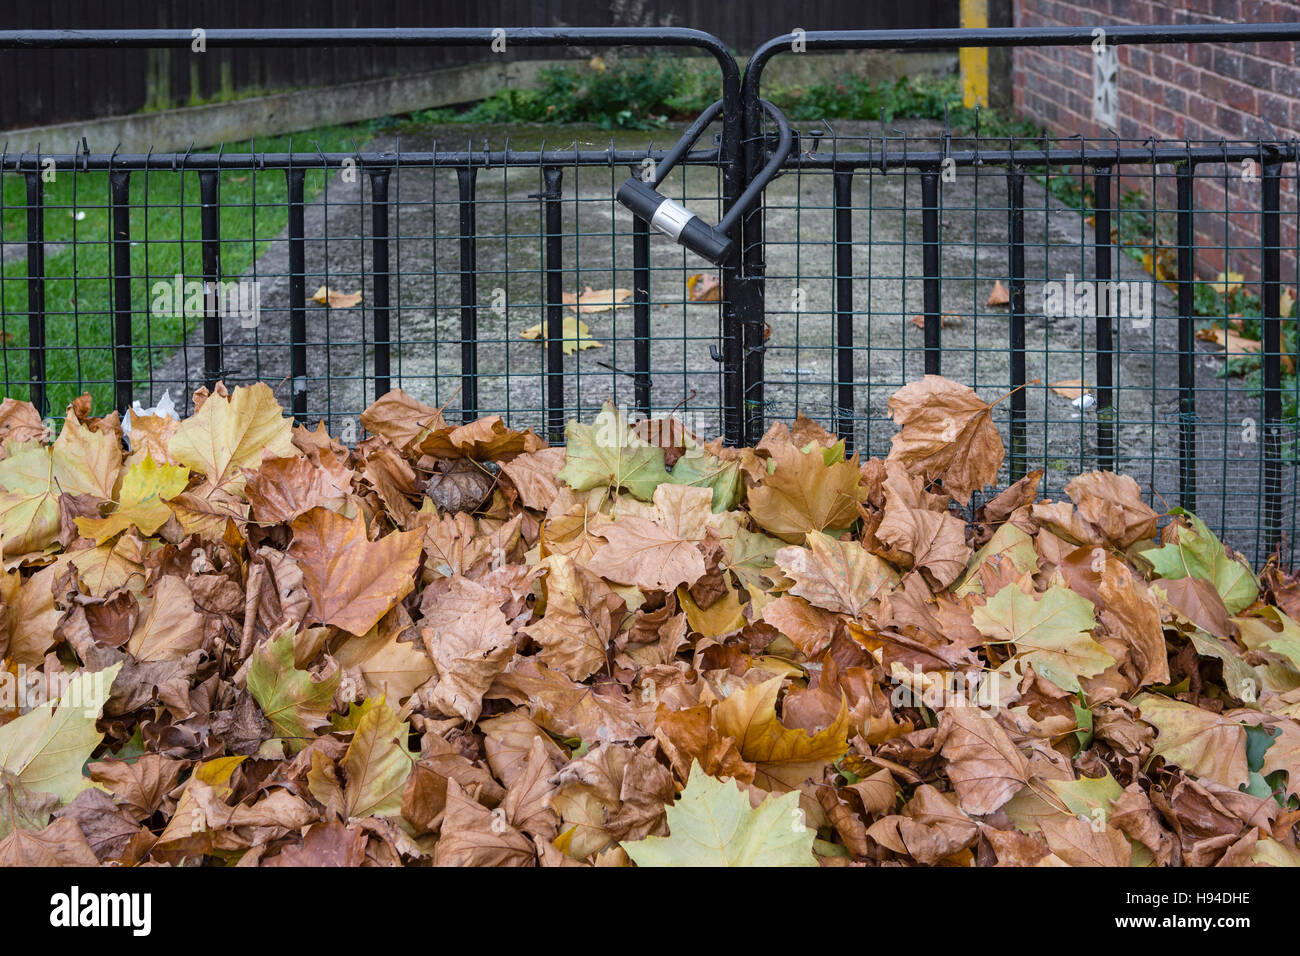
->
1012, 0, 1300, 281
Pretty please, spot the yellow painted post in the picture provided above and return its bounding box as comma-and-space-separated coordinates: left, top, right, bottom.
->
960, 0, 989, 109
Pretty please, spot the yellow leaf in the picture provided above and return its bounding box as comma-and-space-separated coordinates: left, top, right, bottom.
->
1211, 271, 1245, 296
520, 315, 603, 354
713, 675, 848, 766
168, 383, 296, 495
677, 583, 746, 639
75, 454, 190, 543
311, 285, 362, 308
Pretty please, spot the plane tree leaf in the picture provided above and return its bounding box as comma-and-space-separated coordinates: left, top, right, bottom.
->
622, 762, 817, 867
0, 664, 121, 804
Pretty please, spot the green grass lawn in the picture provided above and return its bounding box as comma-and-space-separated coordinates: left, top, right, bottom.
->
0, 123, 375, 416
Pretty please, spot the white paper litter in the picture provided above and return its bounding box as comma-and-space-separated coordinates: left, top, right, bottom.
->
121, 390, 179, 451
1071, 394, 1097, 410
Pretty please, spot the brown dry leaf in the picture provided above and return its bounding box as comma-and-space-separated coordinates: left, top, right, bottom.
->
1065, 471, 1159, 548
775, 531, 898, 621
713, 675, 849, 768
501, 736, 561, 841
748, 441, 865, 543
432, 778, 535, 867
1197, 324, 1296, 374
424, 459, 496, 514
128, 575, 205, 662
563, 286, 633, 313
414, 415, 538, 462
875, 504, 972, 589
245, 455, 352, 525
910, 313, 964, 330
1059, 547, 1169, 688
359, 389, 448, 450
1136, 695, 1248, 789
0, 816, 99, 866
311, 285, 363, 309
525, 554, 623, 681
335, 614, 434, 707
653, 703, 755, 787
887, 375, 1004, 504
1039, 814, 1131, 867
501, 447, 565, 511
586, 516, 706, 592
1048, 379, 1091, 400
0, 398, 49, 447
126, 409, 180, 467
487, 658, 647, 744
263, 820, 367, 867
479, 712, 567, 790
867, 784, 978, 864
288, 507, 424, 636
985, 280, 1010, 307
420, 575, 517, 723
937, 704, 1030, 815
687, 273, 720, 302
761, 594, 839, 658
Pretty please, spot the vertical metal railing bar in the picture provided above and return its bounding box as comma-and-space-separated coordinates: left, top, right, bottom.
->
370, 169, 392, 404
1008, 166, 1027, 480
1092, 165, 1115, 471
541, 166, 565, 444
1175, 161, 1197, 514
833, 170, 855, 452
109, 169, 133, 414
1261, 160, 1283, 557
921, 170, 941, 375
285, 166, 308, 423
456, 165, 477, 421
630, 170, 652, 419
198, 169, 222, 391
24, 172, 46, 416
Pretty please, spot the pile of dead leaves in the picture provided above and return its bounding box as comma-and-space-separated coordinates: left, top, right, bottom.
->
0, 374, 1298, 867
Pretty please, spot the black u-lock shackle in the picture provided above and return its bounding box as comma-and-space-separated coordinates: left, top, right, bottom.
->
616, 98, 793, 265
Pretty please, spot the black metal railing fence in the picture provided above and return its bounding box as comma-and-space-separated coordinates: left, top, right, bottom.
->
2, 24, 1299, 567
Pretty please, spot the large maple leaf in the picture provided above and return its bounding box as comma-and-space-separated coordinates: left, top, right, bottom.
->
168, 382, 296, 494
886, 375, 1003, 504
288, 507, 424, 636
972, 583, 1114, 693
557, 402, 671, 501
0, 664, 120, 804
622, 763, 817, 867
247, 629, 340, 750
748, 440, 864, 543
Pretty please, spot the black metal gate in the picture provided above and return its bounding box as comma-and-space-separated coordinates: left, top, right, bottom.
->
2, 24, 1300, 565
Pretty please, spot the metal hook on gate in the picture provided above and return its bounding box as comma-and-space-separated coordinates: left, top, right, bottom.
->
615, 98, 793, 265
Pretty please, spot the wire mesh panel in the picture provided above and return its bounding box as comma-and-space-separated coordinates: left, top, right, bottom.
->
750, 125, 1300, 567
0, 140, 734, 444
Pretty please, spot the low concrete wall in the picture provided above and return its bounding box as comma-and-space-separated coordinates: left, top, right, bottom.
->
3, 50, 956, 154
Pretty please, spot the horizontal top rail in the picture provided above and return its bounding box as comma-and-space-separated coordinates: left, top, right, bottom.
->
743, 22, 1300, 103
0, 26, 732, 53
0, 147, 724, 172
781, 141, 1300, 171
